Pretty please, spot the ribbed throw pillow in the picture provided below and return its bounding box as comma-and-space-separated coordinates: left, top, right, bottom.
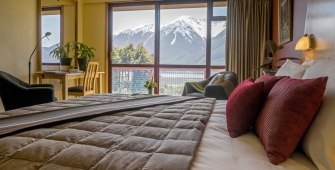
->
255, 77, 328, 165
255, 74, 287, 96
226, 78, 264, 138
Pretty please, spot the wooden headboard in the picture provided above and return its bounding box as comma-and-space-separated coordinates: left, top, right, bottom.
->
303, 0, 335, 60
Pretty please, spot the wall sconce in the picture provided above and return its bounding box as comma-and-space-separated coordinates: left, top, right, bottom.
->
295, 34, 311, 51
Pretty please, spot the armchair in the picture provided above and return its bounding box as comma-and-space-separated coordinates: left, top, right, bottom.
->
0, 71, 57, 111
183, 71, 238, 100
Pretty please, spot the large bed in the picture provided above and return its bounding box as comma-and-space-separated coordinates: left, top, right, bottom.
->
1, 60, 335, 170
0, 92, 320, 169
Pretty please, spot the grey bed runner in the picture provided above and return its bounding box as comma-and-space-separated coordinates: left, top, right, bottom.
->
0, 96, 215, 170
0, 94, 197, 136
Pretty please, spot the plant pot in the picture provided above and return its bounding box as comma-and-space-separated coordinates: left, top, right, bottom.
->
77, 58, 90, 71
60, 58, 73, 66
262, 69, 277, 76
148, 88, 153, 95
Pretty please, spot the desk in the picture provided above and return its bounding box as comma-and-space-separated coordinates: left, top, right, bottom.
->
36, 71, 105, 100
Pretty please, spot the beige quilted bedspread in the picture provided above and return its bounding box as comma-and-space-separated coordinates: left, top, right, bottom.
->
0, 98, 215, 170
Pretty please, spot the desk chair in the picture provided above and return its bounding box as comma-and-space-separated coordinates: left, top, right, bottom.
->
68, 62, 99, 97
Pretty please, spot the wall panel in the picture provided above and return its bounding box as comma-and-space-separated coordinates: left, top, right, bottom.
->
0, 0, 39, 112
303, 0, 335, 60
272, 0, 308, 65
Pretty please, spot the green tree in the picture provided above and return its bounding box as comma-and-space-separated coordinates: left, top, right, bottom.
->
134, 43, 154, 64
112, 46, 121, 64
119, 44, 136, 64
112, 43, 154, 93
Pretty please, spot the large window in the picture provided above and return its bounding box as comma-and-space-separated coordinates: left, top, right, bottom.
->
41, 7, 61, 64
109, 1, 226, 95
111, 5, 155, 94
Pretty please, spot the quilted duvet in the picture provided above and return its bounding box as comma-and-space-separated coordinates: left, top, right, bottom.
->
0, 95, 215, 170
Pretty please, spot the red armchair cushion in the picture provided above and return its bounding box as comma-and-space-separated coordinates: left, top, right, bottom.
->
255, 77, 328, 165
226, 78, 264, 138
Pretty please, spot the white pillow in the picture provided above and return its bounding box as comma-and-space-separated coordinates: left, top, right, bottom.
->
275, 59, 309, 79
301, 56, 315, 66
302, 59, 335, 170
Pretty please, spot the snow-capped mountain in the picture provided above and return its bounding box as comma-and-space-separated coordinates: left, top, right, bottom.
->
42, 44, 59, 63
113, 15, 226, 65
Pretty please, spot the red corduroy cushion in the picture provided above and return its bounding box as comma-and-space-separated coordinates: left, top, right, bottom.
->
255, 74, 287, 96
226, 78, 264, 138
255, 77, 328, 165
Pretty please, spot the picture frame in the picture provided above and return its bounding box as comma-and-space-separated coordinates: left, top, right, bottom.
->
278, 0, 292, 45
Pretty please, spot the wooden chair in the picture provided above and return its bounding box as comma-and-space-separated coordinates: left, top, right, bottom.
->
68, 62, 99, 97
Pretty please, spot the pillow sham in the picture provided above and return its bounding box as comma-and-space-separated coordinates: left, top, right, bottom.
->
226, 78, 264, 138
301, 59, 335, 170
254, 76, 328, 165
255, 74, 286, 97
275, 59, 309, 79
301, 56, 315, 66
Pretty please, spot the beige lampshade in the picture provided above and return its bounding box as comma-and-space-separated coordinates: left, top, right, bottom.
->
295, 34, 310, 50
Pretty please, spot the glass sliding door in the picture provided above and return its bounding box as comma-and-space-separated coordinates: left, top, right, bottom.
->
159, 3, 207, 95
109, 1, 226, 95
111, 5, 155, 94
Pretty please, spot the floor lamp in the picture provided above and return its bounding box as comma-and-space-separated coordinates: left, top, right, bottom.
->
28, 32, 51, 84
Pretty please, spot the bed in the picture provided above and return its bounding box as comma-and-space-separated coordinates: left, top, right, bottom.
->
1, 61, 335, 170
0, 92, 320, 170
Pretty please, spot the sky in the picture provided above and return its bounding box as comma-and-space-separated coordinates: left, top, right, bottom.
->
113, 7, 227, 34
41, 6, 227, 46
41, 15, 60, 47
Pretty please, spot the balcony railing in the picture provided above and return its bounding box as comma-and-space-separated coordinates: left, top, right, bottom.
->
111, 67, 224, 95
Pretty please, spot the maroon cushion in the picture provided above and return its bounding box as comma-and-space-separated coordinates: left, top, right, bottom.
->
255, 74, 287, 96
226, 78, 264, 138
255, 77, 328, 165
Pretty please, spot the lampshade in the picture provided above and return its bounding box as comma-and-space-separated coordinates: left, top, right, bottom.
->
295, 34, 310, 50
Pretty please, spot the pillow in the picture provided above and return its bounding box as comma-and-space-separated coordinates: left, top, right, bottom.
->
226, 78, 264, 138
255, 74, 287, 96
275, 59, 309, 79
198, 79, 210, 87
254, 77, 328, 165
301, 56, 315, 66
208, 74, 224, 85
301, 59, 335, 170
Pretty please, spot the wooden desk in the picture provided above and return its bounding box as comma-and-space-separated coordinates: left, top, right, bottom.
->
36, 71, 105, 100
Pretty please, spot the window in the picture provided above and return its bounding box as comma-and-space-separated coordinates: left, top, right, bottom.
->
111, 5, 155, 94
41, 7, 61, 64
109, 1, 226, 95
211, 2, 227, 66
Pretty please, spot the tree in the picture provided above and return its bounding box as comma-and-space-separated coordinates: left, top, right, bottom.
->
112, 46, 121, 64
134, 43, 154, 64
119, 44, 136, 64
112, 43, 154, 93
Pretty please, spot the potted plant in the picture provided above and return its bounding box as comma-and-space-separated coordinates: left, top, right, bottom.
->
49, 43, 72, 66
144, 76, 158, 95
254, 40, 299, 75
71, 41, 96, 71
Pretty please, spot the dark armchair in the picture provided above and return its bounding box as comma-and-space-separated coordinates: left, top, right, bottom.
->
0, 71, 57, 111
183, 71, 238, 100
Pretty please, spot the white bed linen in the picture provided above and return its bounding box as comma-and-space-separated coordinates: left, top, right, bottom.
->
191, 100, 317, 170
